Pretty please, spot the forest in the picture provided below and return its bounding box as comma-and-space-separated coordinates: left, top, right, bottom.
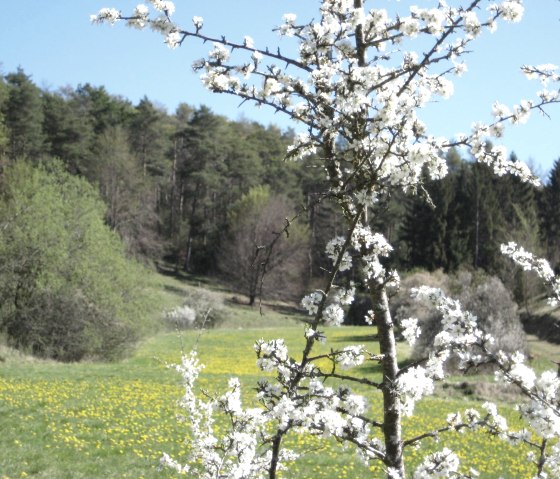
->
1, 66, 560, 358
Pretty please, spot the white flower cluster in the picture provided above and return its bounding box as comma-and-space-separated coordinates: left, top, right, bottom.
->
523, 63, 560, 106
164, 304, 196, 327
501, 242, 560, 306
393, 286, 493, 414
409, 6, 447, 35
409, 260, 560, 473
301, 284, 352, 325
255, 338, 289, 373
413, 447, 460, 479
481, 401, 508, 436
165, 351, 298, 478
151, 0, 174, 15
325, 236, 352, 271
323, 303, 345, 326
493, 350, 560, 440
469, 123, 539, 185
352, 226, 393, 282
301, 290, 323, 316
336, 345, 366, 370
495, 1, 524, 23
400, 317, 421, 346
90, 7, 120, 25
127, 4, 149, 29
92, 2, 179, 47
397, 365, 435, 416
412, 286, 483, 354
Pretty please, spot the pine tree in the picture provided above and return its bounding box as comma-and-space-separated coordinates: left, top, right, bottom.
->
3, 68, 44, 161
540, 158, 560, 271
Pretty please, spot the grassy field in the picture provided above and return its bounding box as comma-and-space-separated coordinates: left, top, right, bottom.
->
1, 275, 557, 479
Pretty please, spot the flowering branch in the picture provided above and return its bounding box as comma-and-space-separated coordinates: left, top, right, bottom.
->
92, 1, 560, 477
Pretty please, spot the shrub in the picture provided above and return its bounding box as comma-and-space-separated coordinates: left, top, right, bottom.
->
163, 286, 226, 330
392, 269, 527, 367
0, 160, 152, 361
163, 305, 197, 330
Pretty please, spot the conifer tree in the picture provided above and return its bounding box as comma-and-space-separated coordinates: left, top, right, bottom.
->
3, 68, 44, 161
541, 158, 560, 271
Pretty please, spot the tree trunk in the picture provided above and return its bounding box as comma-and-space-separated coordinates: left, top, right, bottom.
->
371, 283, 404, 478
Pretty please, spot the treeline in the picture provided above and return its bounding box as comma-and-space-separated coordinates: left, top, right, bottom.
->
399, 150, 560, 305
1, 67, 560, 307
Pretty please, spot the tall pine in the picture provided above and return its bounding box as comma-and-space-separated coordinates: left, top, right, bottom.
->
3, 68, 44, 161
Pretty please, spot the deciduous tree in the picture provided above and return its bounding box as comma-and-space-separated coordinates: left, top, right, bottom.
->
219, 186, 309, 305
0, 160, 152, 360
93, 1, 560, 478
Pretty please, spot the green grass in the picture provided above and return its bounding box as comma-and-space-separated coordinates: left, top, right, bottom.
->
1, 274, 557, 478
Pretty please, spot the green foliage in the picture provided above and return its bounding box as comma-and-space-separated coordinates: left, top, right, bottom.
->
0, 160, 153, 361
3, 68, 44, 160
0, 76, 8, 158
400, 151, 544, 294
2, 65, 560, 308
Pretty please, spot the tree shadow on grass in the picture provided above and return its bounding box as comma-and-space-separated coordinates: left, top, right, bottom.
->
331, 333, 379, 344
163, 284, 189, 297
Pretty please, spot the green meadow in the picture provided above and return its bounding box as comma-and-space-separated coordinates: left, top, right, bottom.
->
1, 276, 556, 479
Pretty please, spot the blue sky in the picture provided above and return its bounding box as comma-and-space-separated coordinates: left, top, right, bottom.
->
1, 1, 560, 175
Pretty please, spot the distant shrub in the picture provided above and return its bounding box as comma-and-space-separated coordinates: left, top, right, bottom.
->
163, 305, 197, 329
456, 272, 526, 355
392, 269, 526, 369
163, 287, 226, 330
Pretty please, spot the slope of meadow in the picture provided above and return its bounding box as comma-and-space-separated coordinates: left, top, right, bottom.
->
1, 275, 557, 479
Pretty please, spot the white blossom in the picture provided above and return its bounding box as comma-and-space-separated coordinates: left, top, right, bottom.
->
500, 1, 524, 23
149, 0, 175, 15
165, 30, 181, 49
397, 366, 435, 416
323, 303, 345, 326
90, 8, 120, 25
255, 338, 289, 372
192, 16, 203, 29
400, 317, 421, 346
208, 42, 230, 62
399, 16, 420, 38
301, 291, 323, 315
501, 242, 560, 305
336, 345, 366, 370
413, 448, 460, 478
462, 10, 481, 38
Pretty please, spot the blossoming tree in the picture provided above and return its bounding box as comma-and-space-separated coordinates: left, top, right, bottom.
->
92, 1, 560, 477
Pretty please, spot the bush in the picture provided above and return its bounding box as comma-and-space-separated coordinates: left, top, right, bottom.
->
163, 286, 226, 330
3, 289, 140, 361
0, 160, 153, 361
392, 269, 527, 368
164, 305, 197, 330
